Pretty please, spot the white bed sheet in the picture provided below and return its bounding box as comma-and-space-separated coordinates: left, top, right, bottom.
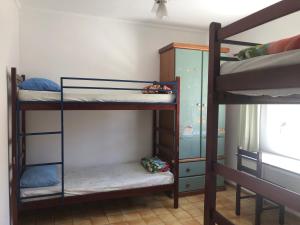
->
21, 162, 174, 198
221, 49, 300, 96
18, 90, 175, 103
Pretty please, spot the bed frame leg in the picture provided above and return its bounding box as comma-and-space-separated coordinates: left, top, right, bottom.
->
204, 22, 221, 225
174, 191, 179, 209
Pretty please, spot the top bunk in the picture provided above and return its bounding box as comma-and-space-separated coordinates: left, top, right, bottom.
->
211, 0, 300, 104
11, 68, 180, 111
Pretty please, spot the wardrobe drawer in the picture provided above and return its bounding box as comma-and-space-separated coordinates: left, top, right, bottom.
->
179, 161, 205, 177
179, 176, 205, 192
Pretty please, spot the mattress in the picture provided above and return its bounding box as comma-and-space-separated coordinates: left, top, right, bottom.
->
221, 49, 300, 96
20, 162, 174, 199
18, 90, 175, 103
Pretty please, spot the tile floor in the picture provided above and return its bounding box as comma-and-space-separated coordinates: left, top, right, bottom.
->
20, 186, 300, 225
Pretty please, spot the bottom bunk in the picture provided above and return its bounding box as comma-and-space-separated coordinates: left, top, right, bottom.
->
19, 162, 175, 210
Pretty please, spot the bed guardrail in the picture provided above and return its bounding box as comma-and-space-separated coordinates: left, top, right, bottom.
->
60, 77, 178, 94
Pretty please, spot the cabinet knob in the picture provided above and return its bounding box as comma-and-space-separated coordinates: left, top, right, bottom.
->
185, 183, 190, 189
186, 168, 191, 173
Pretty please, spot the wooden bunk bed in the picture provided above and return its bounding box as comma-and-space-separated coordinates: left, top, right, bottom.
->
204, 0, 300, 224
9, 67, 180, 225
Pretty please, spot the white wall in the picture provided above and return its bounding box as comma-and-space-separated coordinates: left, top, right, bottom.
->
224, 12, 300, 195
20, 8, 208, 169
0, 0, 19, 224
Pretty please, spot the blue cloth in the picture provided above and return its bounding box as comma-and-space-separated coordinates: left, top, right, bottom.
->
19, 78, 61, 92
20, 165, 59, 188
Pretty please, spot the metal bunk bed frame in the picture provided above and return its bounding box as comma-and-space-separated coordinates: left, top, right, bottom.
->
204, 1, 300, 224
10, 67, 180, 225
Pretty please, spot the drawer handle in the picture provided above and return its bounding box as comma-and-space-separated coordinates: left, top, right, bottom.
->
185, 183, 190, 188
186, 168, 191, 173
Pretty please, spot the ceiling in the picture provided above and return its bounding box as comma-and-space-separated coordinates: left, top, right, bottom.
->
20, 0, 281, 30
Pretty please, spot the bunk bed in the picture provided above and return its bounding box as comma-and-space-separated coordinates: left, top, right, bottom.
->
204, 0, 300, 224
10, 68, 180, 225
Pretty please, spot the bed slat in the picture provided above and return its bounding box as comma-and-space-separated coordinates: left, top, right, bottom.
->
217, 64, 300, 92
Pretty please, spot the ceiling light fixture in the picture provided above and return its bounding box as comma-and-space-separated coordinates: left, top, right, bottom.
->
151, 0, 168, 19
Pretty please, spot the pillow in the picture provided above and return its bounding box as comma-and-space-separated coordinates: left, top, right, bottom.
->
20, 165, 60, 188
19, 78, 61, 92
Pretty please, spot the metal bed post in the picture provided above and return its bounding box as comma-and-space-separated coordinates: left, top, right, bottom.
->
60, 78, 65, 201
204, 22, 221, 225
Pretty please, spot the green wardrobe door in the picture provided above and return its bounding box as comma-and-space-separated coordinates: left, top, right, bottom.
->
175, 49, 203, 159
201, 51, 226, 158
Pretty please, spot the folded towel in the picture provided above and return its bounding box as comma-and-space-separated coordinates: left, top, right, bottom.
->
236, 34, 300, 60
141, 157, 170, 173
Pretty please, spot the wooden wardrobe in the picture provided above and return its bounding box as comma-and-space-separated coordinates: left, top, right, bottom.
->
159, 43, 228, 195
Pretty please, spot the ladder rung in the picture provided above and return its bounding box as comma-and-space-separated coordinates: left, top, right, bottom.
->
26, 162, 62, 167
19, 131, 62, 136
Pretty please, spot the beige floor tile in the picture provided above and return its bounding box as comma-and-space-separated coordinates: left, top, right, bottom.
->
107, 214, 125, 224
142, 217, 164, 225
123, 212, 142, 222
90, 216, 109, 225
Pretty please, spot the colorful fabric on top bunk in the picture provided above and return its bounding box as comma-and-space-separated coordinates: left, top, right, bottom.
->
141, 157, 170, 173
142, 84, 172, 94
236, 34, 300, 60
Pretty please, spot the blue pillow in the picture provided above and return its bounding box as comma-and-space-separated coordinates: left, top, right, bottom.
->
19, 78, 61, 92
20, 165, 60, 188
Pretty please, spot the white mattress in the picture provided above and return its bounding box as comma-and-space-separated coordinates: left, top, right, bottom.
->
20, 162, 174, 199
18, 90, 175, 103
221, 49, 300, 96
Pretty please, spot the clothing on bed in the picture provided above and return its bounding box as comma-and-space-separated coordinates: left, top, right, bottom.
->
236, 34, 300, 60
142, 84, 172, 94
141, 157, 170, 173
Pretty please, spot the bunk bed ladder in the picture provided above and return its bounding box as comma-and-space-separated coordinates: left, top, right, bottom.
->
16, 100, 65, 204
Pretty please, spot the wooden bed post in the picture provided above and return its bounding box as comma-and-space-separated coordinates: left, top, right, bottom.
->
21, 75, 26, 172
204, 22, 221, 225
174, 76, 180, 209
11, 67, 18, 225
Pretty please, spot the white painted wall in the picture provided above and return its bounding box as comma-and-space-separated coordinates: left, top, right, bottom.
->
20, 7, 208, 169
0, 0, 19, 224
224, 12, 300, 194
